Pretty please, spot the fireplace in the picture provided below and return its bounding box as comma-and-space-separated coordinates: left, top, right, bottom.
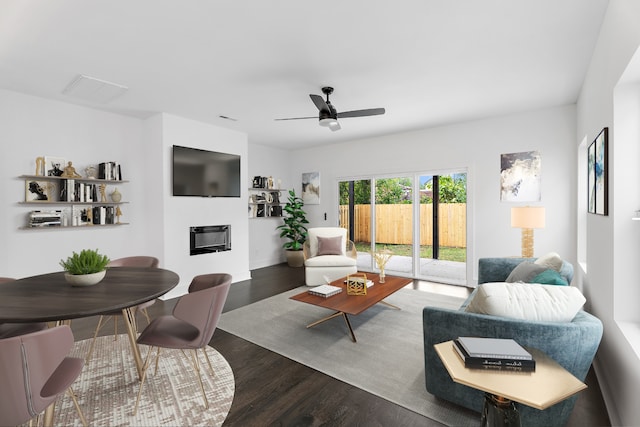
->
190, 225, 231, 255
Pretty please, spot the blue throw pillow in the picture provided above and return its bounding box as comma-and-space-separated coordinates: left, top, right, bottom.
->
530, 269, 568, 286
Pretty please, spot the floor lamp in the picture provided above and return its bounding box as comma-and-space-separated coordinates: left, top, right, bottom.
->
511, 206, 545, 258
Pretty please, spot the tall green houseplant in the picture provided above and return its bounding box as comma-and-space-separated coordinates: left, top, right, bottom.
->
277, 189, 309, 267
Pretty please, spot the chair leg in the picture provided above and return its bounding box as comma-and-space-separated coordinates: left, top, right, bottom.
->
133, 346, 155, 416
191, 349, 209, 409
140, 307, 151, 325
201, 347, 215, 376
86, 315, 107, 363
67, 386, 87, 427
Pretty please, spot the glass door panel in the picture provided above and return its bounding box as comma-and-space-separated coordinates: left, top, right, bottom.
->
418, 173, 467, 285
374, 177, 413, 276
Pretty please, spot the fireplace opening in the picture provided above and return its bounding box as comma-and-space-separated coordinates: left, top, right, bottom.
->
190, 225, 231, 255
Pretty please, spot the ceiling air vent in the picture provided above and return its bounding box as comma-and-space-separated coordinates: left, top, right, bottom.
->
62, 74, 128, 104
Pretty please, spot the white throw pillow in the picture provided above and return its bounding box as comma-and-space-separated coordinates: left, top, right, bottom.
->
465, 282, 586, 322
534, 252, 563, 272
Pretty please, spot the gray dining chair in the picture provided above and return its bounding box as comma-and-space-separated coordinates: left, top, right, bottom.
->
0, 277, 48, 339
86, 256, 159, 363
0, 325, 87, 426
132, 273, 232, 415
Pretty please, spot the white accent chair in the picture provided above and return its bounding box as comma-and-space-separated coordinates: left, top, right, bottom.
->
303, 227, 358, 286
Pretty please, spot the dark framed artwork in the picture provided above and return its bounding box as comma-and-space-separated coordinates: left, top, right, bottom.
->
588, 127, 608, 215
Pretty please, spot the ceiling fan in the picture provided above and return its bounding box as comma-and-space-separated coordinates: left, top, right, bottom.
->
275, 86, 385, 131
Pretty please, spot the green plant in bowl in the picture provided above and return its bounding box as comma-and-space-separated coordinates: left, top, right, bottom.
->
60, 249, 110, 286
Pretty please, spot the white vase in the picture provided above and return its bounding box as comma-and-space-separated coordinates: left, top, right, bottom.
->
65, 270, 106, 287
110, 188, 122, 203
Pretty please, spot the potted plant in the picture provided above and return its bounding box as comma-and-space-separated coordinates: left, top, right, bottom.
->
60, 248, 110, 286
276, 189, 309, 267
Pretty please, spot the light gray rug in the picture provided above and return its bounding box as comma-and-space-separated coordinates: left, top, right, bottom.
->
218, 287, 479, 426
53, 336, 235, 426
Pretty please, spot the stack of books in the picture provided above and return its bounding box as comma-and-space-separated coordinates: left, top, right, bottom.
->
308, 284, 343, 298
453, 337, 536, 372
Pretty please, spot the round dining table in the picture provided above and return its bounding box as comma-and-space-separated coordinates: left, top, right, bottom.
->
0, 267, 179, 426
0, 266, 179, 373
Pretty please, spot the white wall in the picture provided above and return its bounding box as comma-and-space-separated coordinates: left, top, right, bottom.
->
289, 105, 577, 283
576, 1, 640, 425
0, 89, 149, 277
247, 143, 294, 269
0, 92, 251, 300
148, 114, 251, 299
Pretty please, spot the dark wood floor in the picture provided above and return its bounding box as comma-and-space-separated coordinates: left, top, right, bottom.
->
69, 264, 610, 426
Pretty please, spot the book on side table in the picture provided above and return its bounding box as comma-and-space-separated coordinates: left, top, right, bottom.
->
454, 337, 536, 372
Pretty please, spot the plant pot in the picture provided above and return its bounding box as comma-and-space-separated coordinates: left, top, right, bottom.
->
285, 250, 305, 268
65, 270, 106, 287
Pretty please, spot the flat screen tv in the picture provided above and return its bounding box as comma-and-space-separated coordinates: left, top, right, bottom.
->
172, 145, 241, 197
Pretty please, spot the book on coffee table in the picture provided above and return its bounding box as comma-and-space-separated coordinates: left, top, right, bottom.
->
308, 284, 343, 298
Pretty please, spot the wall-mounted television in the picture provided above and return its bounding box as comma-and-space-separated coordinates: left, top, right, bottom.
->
172, 145, 241, 197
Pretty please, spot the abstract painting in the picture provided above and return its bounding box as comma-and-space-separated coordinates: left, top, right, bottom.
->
500, 151, 541, 202
302, 172, 320, 205
589, 128, 608, 215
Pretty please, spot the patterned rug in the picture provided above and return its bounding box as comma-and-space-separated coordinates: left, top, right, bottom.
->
53, 336, 235, 426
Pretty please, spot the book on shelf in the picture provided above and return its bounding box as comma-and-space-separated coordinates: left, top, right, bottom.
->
453, 338, 535, 372
308, 284, 343, 298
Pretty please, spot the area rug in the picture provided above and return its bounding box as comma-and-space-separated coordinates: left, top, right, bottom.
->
53, 336, 235, 426
217, 287, 479, 426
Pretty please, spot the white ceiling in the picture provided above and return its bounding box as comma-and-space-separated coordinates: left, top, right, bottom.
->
0, 0, 609, 150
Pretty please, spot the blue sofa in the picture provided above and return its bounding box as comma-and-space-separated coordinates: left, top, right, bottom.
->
423, 257, 603, 427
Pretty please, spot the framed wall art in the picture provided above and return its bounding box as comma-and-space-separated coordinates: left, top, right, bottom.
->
44, 156, 66, 177
588, 127, 608, 216
302, 172, 320, 205
500, 151, 541, 202
25, 180, 55, 202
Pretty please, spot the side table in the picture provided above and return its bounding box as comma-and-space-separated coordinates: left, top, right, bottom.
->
434, 340, 587, 426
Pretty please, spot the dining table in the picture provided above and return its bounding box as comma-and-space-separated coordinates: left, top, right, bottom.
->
0, 267, 180, 426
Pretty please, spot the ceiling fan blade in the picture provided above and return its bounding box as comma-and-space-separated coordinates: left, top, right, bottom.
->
337, 108, 385, 118
310, 94, 329, 112
274, 116, 317, 121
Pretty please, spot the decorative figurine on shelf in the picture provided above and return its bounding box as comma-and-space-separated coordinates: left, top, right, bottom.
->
86, 207, 93, 225
99, 184, 107, 202
267, 176, 274, 189
35, 157, 45, 176
115, 206, 122, 224
277, 178, 282, 189
61, 161, 82, 178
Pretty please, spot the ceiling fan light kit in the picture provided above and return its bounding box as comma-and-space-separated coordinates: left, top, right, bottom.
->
276, 86, 385, 131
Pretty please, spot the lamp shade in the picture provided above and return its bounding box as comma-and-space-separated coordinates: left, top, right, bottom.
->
511, 206, 545, 229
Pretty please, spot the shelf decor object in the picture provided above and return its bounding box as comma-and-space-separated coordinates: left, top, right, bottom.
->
511, 206, 545, 258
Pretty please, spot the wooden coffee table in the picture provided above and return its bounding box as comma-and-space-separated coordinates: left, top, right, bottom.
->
290, 273, 412, 342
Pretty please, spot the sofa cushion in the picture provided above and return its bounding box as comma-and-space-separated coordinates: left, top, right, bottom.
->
534, 252, 563, 272
305, 255, 357, 268
465, 282, 586, 322
531, 269, 569, 286
505, 261, 547, 282
316, 236, 343, 256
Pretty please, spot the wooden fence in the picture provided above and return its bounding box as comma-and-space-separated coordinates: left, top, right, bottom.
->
338, 204, 466, 248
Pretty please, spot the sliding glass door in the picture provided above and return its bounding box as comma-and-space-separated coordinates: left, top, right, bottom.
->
339, 170, 466, 285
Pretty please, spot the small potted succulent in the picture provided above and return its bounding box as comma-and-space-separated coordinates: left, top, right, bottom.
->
60, 248, 110, 286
